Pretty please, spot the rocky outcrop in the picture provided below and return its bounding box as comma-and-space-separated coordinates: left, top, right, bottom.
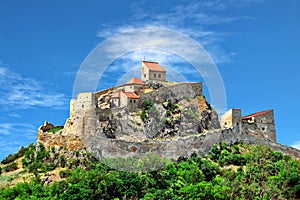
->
37, 131, 84, 151
37, 123, 83, 151
37, 86, 300, 163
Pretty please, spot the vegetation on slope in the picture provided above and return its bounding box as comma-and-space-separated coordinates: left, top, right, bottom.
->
0, 142, 299, 199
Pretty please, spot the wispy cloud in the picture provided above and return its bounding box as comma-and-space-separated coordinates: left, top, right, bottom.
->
0, 67, 67, 109
291, 140, 300, 150
0, 122, 35, 135
96, 0, 262, 66
0, 122, 37, 160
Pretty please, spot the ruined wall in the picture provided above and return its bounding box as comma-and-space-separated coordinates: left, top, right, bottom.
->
37, 130, 83, 151
242, 110, 276, 143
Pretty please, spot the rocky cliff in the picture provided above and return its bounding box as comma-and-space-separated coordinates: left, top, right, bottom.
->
37, 93, 300, 162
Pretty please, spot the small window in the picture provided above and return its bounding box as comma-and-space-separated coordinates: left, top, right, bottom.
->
262, 127, 265, 131
158, 74, 161, 78
130, 99, 132, 103
82, 105, 84, 108
154, 73, 156, 78
133, 100, 136, 103
144, 74, 146, 78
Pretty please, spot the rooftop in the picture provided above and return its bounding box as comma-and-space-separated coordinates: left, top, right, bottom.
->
142, 61, 166, 72
123, 92, 139, 99
126, 77, 145, 85
111, 91, 121, 98
242, 109, 273, 120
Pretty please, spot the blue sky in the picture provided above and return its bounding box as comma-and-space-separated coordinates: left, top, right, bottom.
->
0, 0, 300, 160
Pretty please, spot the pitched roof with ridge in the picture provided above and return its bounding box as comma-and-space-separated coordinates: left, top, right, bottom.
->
111, 91, 121, 98
142, 61, 166, 72
242, 109, 273, 120
126, 77, 145, 85
123, 92, 139, 99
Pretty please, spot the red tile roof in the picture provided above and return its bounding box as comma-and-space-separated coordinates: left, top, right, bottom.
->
123, 92, 139, 99
126, 77, 145, 85
142, 61, 166, 72
242, 109, 273, 120
111, 91, 121, 98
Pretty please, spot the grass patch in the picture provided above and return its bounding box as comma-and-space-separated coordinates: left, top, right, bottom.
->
48, 127, 63, 133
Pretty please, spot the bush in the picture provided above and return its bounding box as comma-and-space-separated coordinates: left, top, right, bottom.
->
60, 155, 66, 168
3, 162, 18, 172
140, 100, 154, 121
142, 100, 154, 110
59, 169, 72, 178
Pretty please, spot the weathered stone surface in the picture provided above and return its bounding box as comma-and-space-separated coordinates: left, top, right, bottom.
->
37, 130, 83, 151
36, 81, 300, 161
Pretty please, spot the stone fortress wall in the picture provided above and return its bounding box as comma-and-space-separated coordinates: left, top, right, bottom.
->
37, 60, 299, 160
37, 82, 300, 160
219, 108, 276, 143
90, 127, 300, 161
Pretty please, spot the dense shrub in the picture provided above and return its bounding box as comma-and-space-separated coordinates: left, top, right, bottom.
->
0, 142, 299, 199
59, 169, 72, 178
3, 162, 18, 172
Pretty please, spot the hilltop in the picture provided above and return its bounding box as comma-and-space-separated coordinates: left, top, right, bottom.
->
36, 61, 299, 161
1, 60, 300, 199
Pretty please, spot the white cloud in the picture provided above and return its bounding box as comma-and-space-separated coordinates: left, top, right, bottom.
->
0, 67, 6, 75
95, 1, 249, 65
0, 122, 37, 160
0, 68, 67, 109
291, 140, 300, 150
96, 1, 263, 66
0, 122, 35, 135
9, 113, 21, 118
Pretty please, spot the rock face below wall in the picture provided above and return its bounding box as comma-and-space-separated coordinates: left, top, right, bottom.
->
37, 130, 84, 151
37, 94, 300, 161
80, 95, 221, 156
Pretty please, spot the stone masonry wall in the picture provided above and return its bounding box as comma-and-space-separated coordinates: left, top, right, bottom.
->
139, 82, 202, 106
87, 128, 300, 161
242, 110, 276, 143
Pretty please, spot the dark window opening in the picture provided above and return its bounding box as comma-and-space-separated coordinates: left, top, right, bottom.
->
154, 73, 156, 78
158, 74, 161, 78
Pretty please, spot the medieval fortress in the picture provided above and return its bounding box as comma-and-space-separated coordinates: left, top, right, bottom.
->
38, 61, 300, 159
